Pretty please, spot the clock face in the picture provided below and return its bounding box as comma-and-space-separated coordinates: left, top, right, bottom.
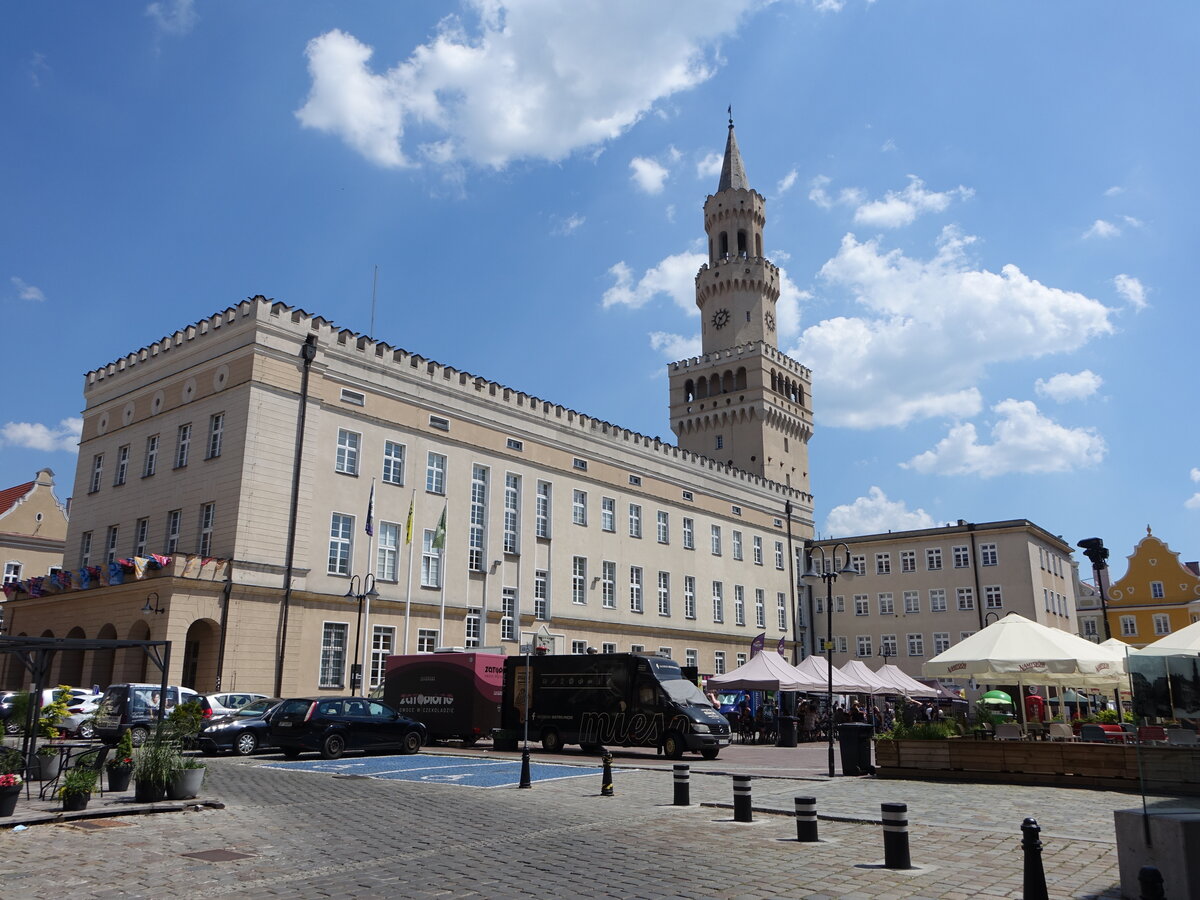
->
711, 308, 730, 329
765, 312, 775, 332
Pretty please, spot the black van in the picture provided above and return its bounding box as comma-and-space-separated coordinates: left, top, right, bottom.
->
94, 683, 199, 745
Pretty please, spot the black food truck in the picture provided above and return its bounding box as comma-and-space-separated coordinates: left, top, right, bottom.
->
500, 652, 730, 759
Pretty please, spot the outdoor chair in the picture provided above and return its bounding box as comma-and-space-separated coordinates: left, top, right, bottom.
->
1080, 724, 1112, 743
1137, 726, 1168, 744
1167, 728, 1199, 746
994, 723, 1024, 741
73, 746, 110, 795
1047, 723, 1075, 741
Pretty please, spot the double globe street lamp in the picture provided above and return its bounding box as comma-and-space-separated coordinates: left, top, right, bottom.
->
802, 541, 857, 778
344, 574, 379, 696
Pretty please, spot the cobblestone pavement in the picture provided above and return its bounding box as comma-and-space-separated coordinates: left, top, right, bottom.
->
2, 742, 1187, 899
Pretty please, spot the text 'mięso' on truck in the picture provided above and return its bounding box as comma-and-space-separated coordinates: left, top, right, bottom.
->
498, 652, 731, 760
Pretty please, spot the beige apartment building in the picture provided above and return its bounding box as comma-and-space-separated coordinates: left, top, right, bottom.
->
2, 123, 820, 695
0, 469, 69, 622
808, 520, 1079, 679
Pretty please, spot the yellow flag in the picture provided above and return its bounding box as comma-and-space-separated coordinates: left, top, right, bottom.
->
404, 493, 415, 545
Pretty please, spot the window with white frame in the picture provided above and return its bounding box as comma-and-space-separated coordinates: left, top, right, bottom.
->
165, 510, 181, 554
907, 633, 924, 656
600, 497, 615, 531
930, 588, 947, 612
657, 571, 670, 616
1082, 618, 1098, 638
629, 566, 644, 613
711, 525, 722, 556
80, 531, 92, 567
328, 513, 352, 574
752, 536, 763, 565
572, 556, 587, 605
572, 490, 587, 526
960, 630, 975, 642
573, 458, 588, 472
376, 522, 399, 581
777, 592, 787, 630
881, 634, 898, 657
370, 626, 395, 687
984, 585, 1003, 609
114, 445, 129, 486
856, 635, 872, 657
421, 530, 441, 587
658, 647, 672, 659
775, 541, 784, 569
1154, 614, 1170, 635
926, 547, 942, 571
713, 651, 726, 675
418, 628, 439, 653
468, 464, 488, 571
602, 642, 617, 654
1120, 616, 1137, 637
933, 632, 951, 654
733, 585, 745, 626
903, 590, 919, 614
207, 413, 224, 459
835, 595, 846, 613
851, 555, 866, 576
319, 623, 349, 688
956, 587, 975, 611
1044, 589, 1052, 612
854, 594, 869, 616
572, 640, 588, 655
878, 593, 894, 615
835, 636, 849, 654
628, 503, 642, 539
465, 609, 481, 648
685, 648, 698, 669
500, 588, 516, 640
683, 517, 695, 550
175, 423, 192, 468
3, 562, 21, 586
979, 543, 998, 566
89, 454, 104, 492
534, 570, 548, 619
755, 589, 765, 628
335, 429, 360, 475
382, 441, 405, 485
732, 531, 743, 561
657, 510, 669, 544
503, 473, 521, 554
712, 581, 724, 623
134, 517, 149, 557
953, 545, 970, 568
143, 434, 159, 477
684, 576, 696, 619
601, 560, 616, 608
875, 553, 891, 575
105, 525, 119, 563
735, 653, 747, 668
426, 452, 446, 494
535, 481, 551, 539
900, 550, 916, 573
1151, 581, 1165, 599
198, 502, 216, 555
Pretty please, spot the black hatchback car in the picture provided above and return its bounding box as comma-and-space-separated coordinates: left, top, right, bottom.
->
198, 697, 283, 756
268, 697, 426, 760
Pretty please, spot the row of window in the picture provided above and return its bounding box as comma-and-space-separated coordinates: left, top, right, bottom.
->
1042, 589, 1070, 617
840, 631, 975, 658
1038, 547, 1070, 579
846, 544, 999, 576
79, 504, 216, 565
1121, 614, 1173, 638
818, 586, 1004, 615
88, 414, 224, 493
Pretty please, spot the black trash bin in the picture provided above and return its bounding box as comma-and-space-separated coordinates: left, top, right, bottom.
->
775, 715, 798, 748
837, 723, 875, 775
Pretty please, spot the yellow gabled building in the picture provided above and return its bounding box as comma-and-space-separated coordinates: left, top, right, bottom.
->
1106, 527, 1200, 647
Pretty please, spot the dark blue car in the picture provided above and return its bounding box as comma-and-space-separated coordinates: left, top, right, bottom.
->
198, 697, 283, 756
268, 697, 426, 760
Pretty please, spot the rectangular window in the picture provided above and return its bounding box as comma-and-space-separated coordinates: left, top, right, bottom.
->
835, 595, 846, 613
370, 627, 395, 688
602, 560, 616, 609
754, 589, 765, 628
752, 536, 763, 566
1120, 616, 1137, 637
878, 593, 894, 615
2, 563, 20, 586
835, 636, 848, 654
113, 445, 129, 486
684, 576, 696, 619
500, 588, 516, 641
418, 628, 439, 653
985, 585, 1003, 609
1044, 588, 1051, 612
956, 587, 975, 611
685, 648, 698, 669
429, 415, 450, 431
1153, 613, 1170, 636
683, 518, 695, 550
601, 497, 615, 532
628, 503, 642, 539
319, 623, 348, 688
733, 585, 746, 626
777, 592, 787, 630
960, 630, 976, 642
953, 545, 970, 568
328, 513, 352, 574
715, 435, 724, 450
376, 522, 399, 581
903, 590, 920, 614
134, 517, 149, 557
572, 640, 588, 655
735, 653, 747, 669
506, 438, 523, 451
930, 588, 947, 612
926, 547, 942, 571
468, 464, 488, 571
1151, 581, 1165, 599
572, 556, 587, 605
875, 553, 891, 575
198, 502, 215, 556
711, 525, 722, 556
732, 530, 743, 561
143, 435, 159, 477
206, 413, 224, 459
856, 635, 873, 658
503, 473, 521, 554
573, 457, 588, 472
572, 490, 587, 526
175, 423, 191, 468
628, 474, 642, 487
775, 541, 784, 570
335, 428, 360, 475
340, 388, 365, 407
80, 531, 93, 567
382, 441, 405, 485
881, 634, 898, 657
602, 642, 618, 655
933, 632, 951, 654
534, 571, 548, 620
658, 571, 671, 617
465, 610, 481, 648
682, 490, 694, 502
907, 633, 924, 657
731, 504, 742, 517
426, 452, 446, 494
629, 566, 643, 613
105, 525, 119, 563
657, 510, 669, 544
713, 651, 726, 675
421, 529, 441, 588
979, 543, 998, 566
658, 647, 672, 659
535, 481, 551, 539
712, 581, 724, 623
898, 550, 916, 573
89, 454, 104, 493
854, 595, 869, 616
851, 555, 866, 576
1082, 618, 1098, 638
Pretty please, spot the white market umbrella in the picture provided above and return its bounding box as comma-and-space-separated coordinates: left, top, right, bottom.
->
708, 650, 823, 691
838, 660, 893, 694
874, 664, 939, 698
1132, 620, 1200, 656
793, 654, 872, 693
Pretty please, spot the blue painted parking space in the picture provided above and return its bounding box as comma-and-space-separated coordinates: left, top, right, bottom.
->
262, 754, 602, 788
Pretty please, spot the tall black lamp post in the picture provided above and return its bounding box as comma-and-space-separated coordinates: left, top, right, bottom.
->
802, 541, 857, 778
983, 611, 1002, 627
345, 574, 379, 696
1077, 538, 1112, 641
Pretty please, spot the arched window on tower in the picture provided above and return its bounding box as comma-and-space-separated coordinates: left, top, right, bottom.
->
795, 384, 805, 406
696, 376, 709, 399
735, 367, 747, 390
708, 239, 714, 264
684, 379, 695, 402
719, 232, 729, 258
722, 370, 734, 393
737, 229, 748, 257
756, 233, 762, 257
770, 370, 777, 392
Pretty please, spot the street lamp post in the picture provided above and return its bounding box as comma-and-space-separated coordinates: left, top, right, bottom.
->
802, 541, 857, 778
345, 574, 378, 696
1077, 538, 1112, 641
983, 611, 1002, 627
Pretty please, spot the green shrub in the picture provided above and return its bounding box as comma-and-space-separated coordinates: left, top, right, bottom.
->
0, 746, 21, 775
875, 719, 958, 741
58, 765, 98, 798
39, 685, 72, 738
132, 738, 182, 788
166, 700, 204, 749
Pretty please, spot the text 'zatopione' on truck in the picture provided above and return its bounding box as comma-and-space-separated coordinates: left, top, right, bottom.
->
500, 653, 731, 759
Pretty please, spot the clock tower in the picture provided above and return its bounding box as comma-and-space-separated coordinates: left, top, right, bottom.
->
667, 118, 813, 493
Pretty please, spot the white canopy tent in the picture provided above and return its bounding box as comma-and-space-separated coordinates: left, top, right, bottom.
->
874, 663, 939, 698
793, 654, 873, 693
707, 650, 823, 692
1132, 620, 1200, 656
838, 660, 894, 694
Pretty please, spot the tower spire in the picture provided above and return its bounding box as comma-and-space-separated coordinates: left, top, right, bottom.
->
718, 111, 749, 192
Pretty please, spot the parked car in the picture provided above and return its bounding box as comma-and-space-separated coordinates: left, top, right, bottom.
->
268, 697, 426, 760
1, 691, 19, 734
198, 697, 283, 756
93, 683, 199, 746
198, 692, 269, 719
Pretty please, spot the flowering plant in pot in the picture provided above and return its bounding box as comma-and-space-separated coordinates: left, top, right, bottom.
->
106, 730, 135, 792
58, 765, 98, 812
0, 750, 23, 818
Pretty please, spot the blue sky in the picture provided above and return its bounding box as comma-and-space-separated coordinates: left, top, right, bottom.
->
2, 1, 1196, 573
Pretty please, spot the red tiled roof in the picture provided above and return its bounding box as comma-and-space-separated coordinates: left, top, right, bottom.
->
0, 480, 35, 517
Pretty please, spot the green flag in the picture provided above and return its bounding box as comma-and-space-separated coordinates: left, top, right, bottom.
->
432, 504, 447, 550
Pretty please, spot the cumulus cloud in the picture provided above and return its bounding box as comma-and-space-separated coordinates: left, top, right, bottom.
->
825, 486, 936, 537
775, 169, 798, 196
1114, 273, 1148, 310
791, 226, 1114, 428
852, 175, 973, 228
296, 1, 761, 170
1, 418, 82, 453
1084, 219, 1120, 239
552, 214, 585, 235
11, 277, 45, 302
1188, 468, 1200, 511
649, 331, 701, 360
904, 399, 1106, 477
1034, 370, 1103, 403
696, 151, 722, 179
145, 0, 196, 35
601, 251, 706, 312
630, 156, 670, 194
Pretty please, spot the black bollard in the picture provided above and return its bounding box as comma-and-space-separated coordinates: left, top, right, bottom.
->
600, 751, 614, 797
1021, 817, 1048, 900
733, 775, 753, 823
795, 796, 819, 842
518, 747, 532, 789
673, 764, 690, 806
881, 802, 912, 870
1138, 865, 1165, 900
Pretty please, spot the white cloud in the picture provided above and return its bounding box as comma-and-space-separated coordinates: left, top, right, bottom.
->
601, 251, 706, 312
11, 277, 45, 302
1084, 219, 1120, 239
904, 399, 1106, 477
825, 486, 936, 537
552, 214, 585, 235
1113, 273, 1148, 310
775, 169, 798, 196
880, 138, 896, 152
696, 151, 722, 179
145, 0, 196, 36
296, 1, 761, 170
808, 175, 834, 209
1104, 185, 1124, 196
813, 0, 845, 11
1187, 468, 1200, 511
1122, 215, 1144, 228
630, 156, 670, 194
1034, 370, 1103, 404
1, 418, 82, 453
852, 175, 973, 229
649, 331, 701, 360
792, 226, 1114, 428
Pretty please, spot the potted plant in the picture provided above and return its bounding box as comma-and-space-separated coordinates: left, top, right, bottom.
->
0, 747, 23, 818
39, 686, 72, 739
58, 765, 98, 812
167, 756, 206, 800
166, 700, 204, 750
132, 737, 181, 803
32, 744, 63, 781
106, 730, 135, 792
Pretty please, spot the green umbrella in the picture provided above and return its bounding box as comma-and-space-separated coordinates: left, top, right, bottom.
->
981, 690, 1013, 705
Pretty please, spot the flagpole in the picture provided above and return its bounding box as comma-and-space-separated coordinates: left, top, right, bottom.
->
402, 490, 416, 654
361, 478, 376, 692
435, 503, 448, 646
